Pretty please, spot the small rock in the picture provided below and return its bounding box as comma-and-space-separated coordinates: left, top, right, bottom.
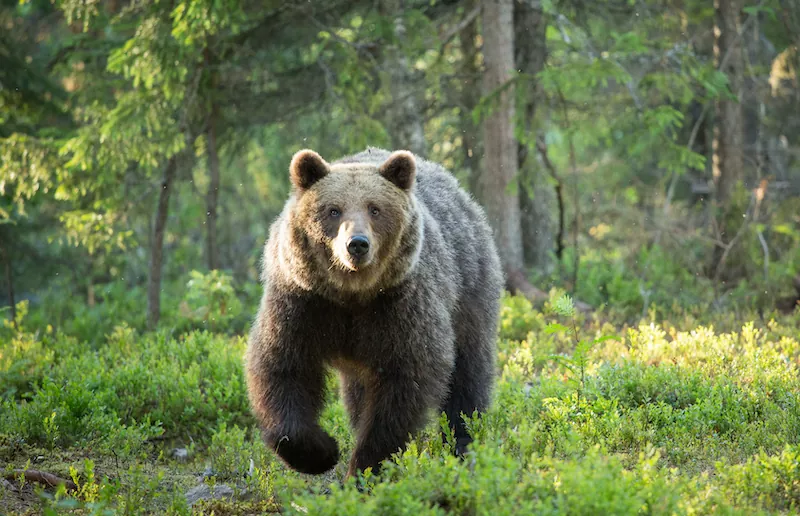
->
172, 448, 189, 462
185, 483, 235, 506
523, 382, 533, 396
1, 478, 16, 492
201, 465, 215, 479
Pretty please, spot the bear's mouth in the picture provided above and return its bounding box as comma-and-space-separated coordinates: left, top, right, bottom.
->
338, 255, 372, 272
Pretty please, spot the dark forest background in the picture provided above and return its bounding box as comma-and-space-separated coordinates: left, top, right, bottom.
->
2, 0, 799, 337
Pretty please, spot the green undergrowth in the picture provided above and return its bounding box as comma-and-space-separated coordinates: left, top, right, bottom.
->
1, 294, 799, 514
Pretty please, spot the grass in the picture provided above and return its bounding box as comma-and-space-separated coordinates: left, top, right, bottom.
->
1, 293, 799, 515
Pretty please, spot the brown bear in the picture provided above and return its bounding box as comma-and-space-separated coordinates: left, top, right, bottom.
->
245, 147, 503, 478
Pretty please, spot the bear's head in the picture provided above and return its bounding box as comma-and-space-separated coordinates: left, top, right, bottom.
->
284, 149, 422, 297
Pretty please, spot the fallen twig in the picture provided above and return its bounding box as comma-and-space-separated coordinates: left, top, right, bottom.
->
4, 469, 78, 492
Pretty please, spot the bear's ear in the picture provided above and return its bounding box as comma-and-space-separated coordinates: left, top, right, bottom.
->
290, 149, 330, 190
378, 151, 416, 191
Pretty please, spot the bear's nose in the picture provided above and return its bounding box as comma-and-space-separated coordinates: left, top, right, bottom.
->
347, 235, 370, 257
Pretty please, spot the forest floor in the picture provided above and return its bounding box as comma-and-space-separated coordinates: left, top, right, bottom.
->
1, 294, 799, 515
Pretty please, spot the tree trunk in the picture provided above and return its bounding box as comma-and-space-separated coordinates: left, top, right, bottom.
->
478, 0, 524, 271
459, 0, 482, 192
713, 0, 744, 208
381, 0, 427, 155
147, 158, 177, 330
204, 46, 221, 271
1, 244, 15, 327
514, 0, 554, 273
206, 104, 221, 271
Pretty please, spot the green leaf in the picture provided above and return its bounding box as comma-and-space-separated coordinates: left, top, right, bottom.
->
553, 295, 576, 317
545, 323, 570, 335
592, 335, 622, 345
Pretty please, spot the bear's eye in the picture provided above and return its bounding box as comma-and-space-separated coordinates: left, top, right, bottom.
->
370, 206, 380, 217
329, 208, 341, 218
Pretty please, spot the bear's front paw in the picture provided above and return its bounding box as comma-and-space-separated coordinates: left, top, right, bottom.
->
269, 428, 339, 475
454, 436, 473, 457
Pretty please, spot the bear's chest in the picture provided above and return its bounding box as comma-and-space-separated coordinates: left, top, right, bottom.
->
316, 292, 414, 361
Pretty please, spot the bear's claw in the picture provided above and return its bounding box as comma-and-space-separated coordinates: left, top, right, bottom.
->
270, 429, 339, 475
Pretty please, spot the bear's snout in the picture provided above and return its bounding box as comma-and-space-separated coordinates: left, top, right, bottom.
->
346, 235, 370, 258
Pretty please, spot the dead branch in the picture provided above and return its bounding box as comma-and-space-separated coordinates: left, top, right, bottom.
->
4, 469, 78, 492
439, 5, 481, 48
535, 135, 566, 260
712, 182, 763, 283
505, 268, 592, 314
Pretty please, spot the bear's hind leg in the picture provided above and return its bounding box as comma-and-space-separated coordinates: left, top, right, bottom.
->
441, 308, 496, 456
340, 374, 366, 430
440, 358, 492, 455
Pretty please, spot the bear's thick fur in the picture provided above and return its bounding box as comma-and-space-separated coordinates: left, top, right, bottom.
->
245, 147, 503, 477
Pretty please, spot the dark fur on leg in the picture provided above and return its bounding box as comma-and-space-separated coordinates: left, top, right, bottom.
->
441, 298, 497, 457
346, 371, 438, 478
265, 426, 339, 475
246, 293, 340, 475
340, 375, 367, 430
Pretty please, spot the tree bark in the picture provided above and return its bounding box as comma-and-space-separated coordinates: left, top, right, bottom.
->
459, 0, 482, 192
1, 244, 15, 327
514, 0, 554, 273
147, 158, 177, 330
478, 0, 524, 272
206, 104, 221, 271
381, 0, 427, 155
713, 0, 745, 208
